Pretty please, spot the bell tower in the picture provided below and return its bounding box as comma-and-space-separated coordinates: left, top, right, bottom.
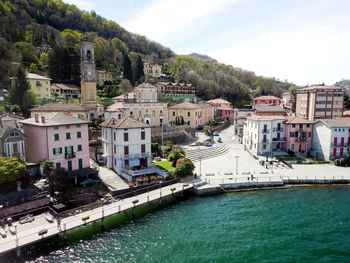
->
80, 35, 96, 104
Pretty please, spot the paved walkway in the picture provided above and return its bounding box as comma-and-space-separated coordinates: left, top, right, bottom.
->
97, 166, 129, 192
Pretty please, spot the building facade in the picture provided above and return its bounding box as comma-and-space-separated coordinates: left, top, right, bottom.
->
254, 105, 286, 116
20, 113, 90, 171
168, 102, 214, 128
284, 116, 313, 155
207, 98, 234, 122
101, 117, 159, 181
311, 119, 350, 161
233, 106, 255, 140
243, 115, 286, 157
156, 82, 195, 98
253, 96, 281, 106
51, 83, 81, 99
296, 85, 344, 121
0, 120, 25, 160
26, 73, 52, 99
144, 62, 162, 78
96, 70, 113, 86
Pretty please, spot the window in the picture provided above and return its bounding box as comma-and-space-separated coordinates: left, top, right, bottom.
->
141, 131, 145, 140
173, 111, 175, 116
77, 131, 81, 138
113, 132, 116, 141
263, 144, 266, 150
54, 126, 59, 130
78, 159, 83, 169
12, 143, 19, 153
77, 145, 82, 151
291, 144, 294, 150
188, 112, 190, 117
66, 132, 71, 140
141, 144, 146, 153
56, 163, 61, 169
124, 160, 129, 168
77, 124, 81, 128
66, 125, 70, 129
187, 121, 190, 125
306, 124, 310, 128
124, 146, 129, 155
124, 132, 128, 141
292, 124, 296, 128
53, 147, 62, 155
114, 145, 116, 154
54, 134, 59, 141
78, 114, 81, 119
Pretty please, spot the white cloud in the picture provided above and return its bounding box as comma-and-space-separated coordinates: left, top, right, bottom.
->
124, 0, 237, 41
63, 0, 94, 11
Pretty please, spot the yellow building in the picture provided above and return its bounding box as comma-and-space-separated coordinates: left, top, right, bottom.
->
96, 70, 113, 86
143, 62, 162, 78
26, 73, 52, 99
168, 102, 214, 128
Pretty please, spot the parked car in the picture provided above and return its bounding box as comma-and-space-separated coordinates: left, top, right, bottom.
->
213, 131, 219, 136
38, 228, 48, 235
204, 142, 212, 147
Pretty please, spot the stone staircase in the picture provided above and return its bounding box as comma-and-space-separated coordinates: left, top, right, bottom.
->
184, 145, 230, 162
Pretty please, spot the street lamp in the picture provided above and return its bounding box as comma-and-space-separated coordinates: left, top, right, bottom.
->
199, 156, 202, 176
234, 156, 240, 175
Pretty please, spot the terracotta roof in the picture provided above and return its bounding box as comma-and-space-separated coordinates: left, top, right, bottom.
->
317, 119, 350, 128
247, 115, 286, 121
169, 101, 202, 109
158, 82, 194, 87
136, 83, 157, 89
254, 105, 285, 113
112, 92, 135, 100
106, 102, 124, 112
51, 83, 80, 91
207, 98, 230, 105
284, 116, 313, 124
100, 116, 149, 129
30, 103, 89, 112
20, 113, 89, 126
26, 73, 51, 81
218, 105, 234, 111
298, 85, 342, 91
253, 95, 281, 101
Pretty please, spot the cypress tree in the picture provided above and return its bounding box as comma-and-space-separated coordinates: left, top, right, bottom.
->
123, 53, 133, 85
134, 54, 144, 83
9, 66, 31, 108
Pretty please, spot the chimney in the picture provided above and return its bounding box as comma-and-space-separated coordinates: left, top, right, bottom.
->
41, 115, 45, 123
35, 114, 39, 123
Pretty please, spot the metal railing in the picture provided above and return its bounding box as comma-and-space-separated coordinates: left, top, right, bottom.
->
272, 137, 286, 142
262, 129, 270, 133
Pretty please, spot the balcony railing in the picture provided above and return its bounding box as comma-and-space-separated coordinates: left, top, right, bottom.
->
331, 143, 349, 147
65, 152, 76, 159
262, 129, 270, 134
272, 137, 286, 142
121, 152, 151, 160
297, 137, 308, 142
273, 127, 283, 132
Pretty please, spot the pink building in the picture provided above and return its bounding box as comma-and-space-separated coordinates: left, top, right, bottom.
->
207, 98, 234, 122
253, 96, 281, 106
284, 116, 313, 154
20, 113, 90, 172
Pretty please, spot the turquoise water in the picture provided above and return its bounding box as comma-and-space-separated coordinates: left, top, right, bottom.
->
10, 186, 350, 262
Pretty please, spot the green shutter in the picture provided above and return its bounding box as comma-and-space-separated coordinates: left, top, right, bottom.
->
65, 146, 68, 156
71, 146, 74, 153
53, 148, 56, 155
66, 132, 71, 139
68, 160, 72, 171
54, 134, 59, 141
78, 145, 82, 151
78, 159, 83, 169
60, 147, 62, 154
56, 162, 61, 169
77, 131, 81, 138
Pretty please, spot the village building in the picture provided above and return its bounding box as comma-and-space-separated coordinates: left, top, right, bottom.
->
96, 70, 113, 86
207, 98, 234, 122
284, 116, 313, 155
143, 56, 162, 78
30, 103, 90, 121
0, 113, 24, 122
243, 115, 286, 157
112, 92, 135, 103
311, 119, 350, 161
296, 85, 344, 121
168, 102, 214, 128
26, 73, 52, 99
282, 92, 293, 105
233, 106, 255, 140
51, 83, 81, 99
156, 82, 195, 98
20, 113, 90, 173
252, 95, 281, 106
100, 117, 164, 182
105, 83, 168, 127
0, 120, 25, 160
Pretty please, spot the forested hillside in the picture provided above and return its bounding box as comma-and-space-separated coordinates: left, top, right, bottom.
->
0, 0, 297, 106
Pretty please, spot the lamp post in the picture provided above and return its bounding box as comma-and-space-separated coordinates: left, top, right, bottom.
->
199, 156, 202, 177
234, 155, 240, 175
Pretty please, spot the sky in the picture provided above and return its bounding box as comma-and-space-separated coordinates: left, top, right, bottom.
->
63, 0, 350, 86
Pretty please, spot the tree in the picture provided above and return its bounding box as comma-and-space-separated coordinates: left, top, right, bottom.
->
344, 93, 350, 110
29, 63, 39, 73
0, 157, 28, 184
52, 167, 70, 198
134, 54, 144, 84
174, 158, 194, 178
168, 146, 185, 167
123, 53, 133, 84
8, 66, 31, 111
41, 160, 54, 195
39, 53, 49, 71
120, 79, 133, 94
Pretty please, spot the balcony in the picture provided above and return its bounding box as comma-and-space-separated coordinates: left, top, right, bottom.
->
65, 152, 76, 159
331, 143, 349, 147
121, 152, 151, 160
262, 129, 270, 134
272, 137, 286, 142
262, 139, 270, 143
273, 127, 283, 132
297, 137, 308, 142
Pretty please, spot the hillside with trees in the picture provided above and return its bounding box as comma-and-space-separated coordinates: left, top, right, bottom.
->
0, 0, 297, 109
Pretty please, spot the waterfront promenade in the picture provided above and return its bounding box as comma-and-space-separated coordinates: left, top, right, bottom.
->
0, 182, 193, 256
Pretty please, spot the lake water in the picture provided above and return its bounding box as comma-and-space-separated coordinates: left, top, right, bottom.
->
9, 186, 350, 262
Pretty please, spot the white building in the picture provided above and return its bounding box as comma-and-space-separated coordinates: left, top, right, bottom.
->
243, 115, 286, 157
100, 116, 164, 181
311, 119, 350, 161
233, 106, 255, 141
